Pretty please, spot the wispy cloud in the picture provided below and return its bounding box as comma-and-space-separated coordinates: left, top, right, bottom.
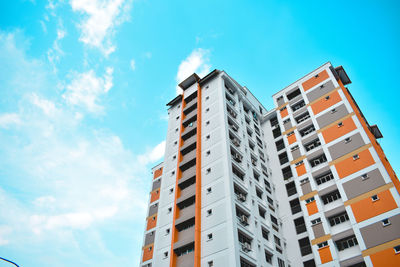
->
47, 25, 67, 72
70, 0, 132, 56
176, 48, 211, 94
0, 113, 22, 128
130, 58, 136, 71
62, 67, 114, 114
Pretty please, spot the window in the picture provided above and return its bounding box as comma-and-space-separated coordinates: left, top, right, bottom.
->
206, 150, 211, 156
311, 218, 321, 225
298, 237, 312, 256
168, 207, 172, 213
173, 155, 176, 160
315, 171, 334, 185
335, 235, 358, 251
305, 197, 315, 203
290, 198, 301, 215
262, 228, 269, 240
207, 209, 212, 216
309, 154, 327, 167
361, 173, 369, 180
176, 116, 179, 120
206, 121, 210, 125
285, 181, 297, 196
172, 171, 175, 176
278, 258, 285, 267
206, 134, 210, 140
175, 128, 179, 132
206, 168, 211, 174
394, 245, 400, 254
258, 206, 266, 218
164, 251, 168, 258
169, 188, 174, 194
328, 212, 349, 227
206, 108, 210, 112
148, 246, 152, 251
165, 228, 170, 235
207, 187, 212, 194
345, 137, 352, 143
207, 233, 213, 240
208, 261, 214, 267
174, 140, 178, 145
318, 241, 328, 248
325, 96, 330, 100
294, 217, 306, 234
321, 190, 341, 205
275, 139, 285, 151
206, 96, 209, 100
265, 250, 273, 263
338, 122, 343, 127
353, 154, 359, 160
331, 108, 337, 114
382, 218, 391, 226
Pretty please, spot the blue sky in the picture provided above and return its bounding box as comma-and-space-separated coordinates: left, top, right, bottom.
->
0, 0, 399, 266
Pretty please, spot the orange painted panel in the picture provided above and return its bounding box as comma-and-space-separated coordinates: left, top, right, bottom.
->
310, 90, 342, 115
335, 149, 375, 179
142, 245, 154, 262
296, 163, 306, 176
287, 133, 297, 145
146, 214, 157, 230
370, 245, 400, 266
318, 246, 333, 264
321, 116, 357, 144
280, 107, 288, 118
150, 189, 160, 203
351, 189, 397, 223
153, 167, 163, 179
306, 201, 318, 216
302, 70, 330, 91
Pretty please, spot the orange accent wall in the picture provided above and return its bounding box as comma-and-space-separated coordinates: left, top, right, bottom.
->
296, 163, 306, 176
306, 201, 318, 216
287, 133, 297, 145
150, 189, 160, 203
142, 245, 154, 262
146, 214, 157, 230
310, 90, 341, 115
334, 149, 375, 179
370, 245, 400, 266
302, 70, 329, 91
318, 246, 333, 264
338, 80, 400, 195
153, 167, 163, 179
194, 83, 202, 267
280, 107, 288, 118
321, 116, 357, 144
351, 189, 397, 223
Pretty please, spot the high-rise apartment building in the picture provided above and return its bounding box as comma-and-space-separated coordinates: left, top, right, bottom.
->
140, 63, 400, 267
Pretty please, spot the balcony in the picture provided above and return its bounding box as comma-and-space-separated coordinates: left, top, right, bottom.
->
231, 147, 243, 164
227, 105, 237, 119
229, 131, 241, 148
304, 138, 321, 152
291, 100, 306, 113
228, 117, 239, 132
179, 149, 196, 171
299, 124, 316, 137
321, 189, 341, 205
309, 154, 327, 168
295, 112, 310, 124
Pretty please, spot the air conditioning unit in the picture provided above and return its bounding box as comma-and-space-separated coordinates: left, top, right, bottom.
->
232, 139, 240, 147
240, 215, 249, 225
238, 194, 246, 202
242, 242, 251, 252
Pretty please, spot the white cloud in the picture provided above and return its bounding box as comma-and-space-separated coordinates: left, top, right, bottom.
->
130, 58, 136, 70
63, 67, 113, 113
47, 26, 67, 72
0, 113, 22, 128
70, 0, 132, 56
30, 93, 58, 116
176, 48, 211, 94
138, 140, 165, 165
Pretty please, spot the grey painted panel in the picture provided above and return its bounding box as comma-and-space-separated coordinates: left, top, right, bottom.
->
277, 97, 285, 107
175, 205, 195, 225
342, 168, 386, 199
324, 205, 346, 218
302, 133, 319, 147
283, 120, 293, 131
288, 94, 303, 106
183, 97, 197, 113
318, 184, 338, 197
180, 134, 197, 153
332, 229, 354, 241
182, 108, 197, 126
339, 255, 364, 267
179, 149, 196, 168
176, 251, 194, 267
306, 80, 336, 103
312, 166, 331, 179
301, 182, 312, 195
316, 104, 349, 129
175, 227, 195, 249
360, 214, 400, 248
148, 203, 158, 217
152, 179, 161, 191
328, 133, 365, 160
312, 223, 325, 238
179, 166, 196, 185
291, 148, 301, 160
144, 231, 155, 246
177, 183, 196, 205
